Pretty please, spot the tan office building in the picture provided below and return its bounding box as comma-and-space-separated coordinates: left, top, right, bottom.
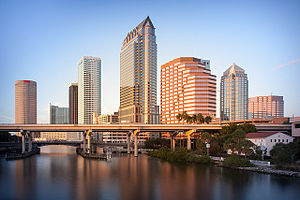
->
249, 95, 284, 119
160, 57, 217, 124
119, 16, 158, 124
15, 80, 37, 124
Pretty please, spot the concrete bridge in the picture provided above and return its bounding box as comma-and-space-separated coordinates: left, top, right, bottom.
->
0, 123, 292, 157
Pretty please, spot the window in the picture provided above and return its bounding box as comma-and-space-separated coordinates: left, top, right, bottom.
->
295, 124, 300, 128
270, 139, 272, 142
286, 139, 288, 142
274, 139, 277, 142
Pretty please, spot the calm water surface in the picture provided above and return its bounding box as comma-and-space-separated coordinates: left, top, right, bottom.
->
0, 145, 299, 200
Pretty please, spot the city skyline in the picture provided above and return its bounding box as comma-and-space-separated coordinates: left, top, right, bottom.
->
1, 0, 300, 123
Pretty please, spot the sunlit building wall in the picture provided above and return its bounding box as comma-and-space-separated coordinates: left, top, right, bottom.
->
119, 16, 158, 124
220, 63, 248, 121
78, 56, 101, 124
15, 80, 37, 124
249, 95, 284, 119
160, 57, 216, 124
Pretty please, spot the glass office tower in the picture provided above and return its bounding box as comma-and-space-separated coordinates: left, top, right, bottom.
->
220, 63, 248, 121
119, 16, 158, 124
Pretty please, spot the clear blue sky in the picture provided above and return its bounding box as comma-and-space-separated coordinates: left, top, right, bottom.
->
0, 0, 299, 123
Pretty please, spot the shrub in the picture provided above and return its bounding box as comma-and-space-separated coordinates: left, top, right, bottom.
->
149, 147, 213, 164
191, 155, 212, 164
149, 147, 171, 160
223, 155, 254, 168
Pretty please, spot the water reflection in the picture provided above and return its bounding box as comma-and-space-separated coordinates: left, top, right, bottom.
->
0, 145, 299, 200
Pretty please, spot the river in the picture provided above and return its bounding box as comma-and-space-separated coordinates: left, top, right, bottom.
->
0, 145, 299, 200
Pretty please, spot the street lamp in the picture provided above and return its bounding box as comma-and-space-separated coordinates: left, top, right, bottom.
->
205, 142, 210, 156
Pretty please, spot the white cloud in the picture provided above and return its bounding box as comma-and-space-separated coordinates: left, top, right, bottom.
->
273, 58, 300, 70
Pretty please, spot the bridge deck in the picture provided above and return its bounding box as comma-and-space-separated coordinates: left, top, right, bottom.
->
0, 124, 292, 133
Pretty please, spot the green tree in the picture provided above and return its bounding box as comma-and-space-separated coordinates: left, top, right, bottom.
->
223, 129, 254, 156
204, 116, 212, 124
270, 140, 300, 164
182, 111, 189, 123
176, 113, 183, 123
239, 123, 257, 133
196, 113, 204, 124
196, 132, 223, 156
192, 114, 197, 124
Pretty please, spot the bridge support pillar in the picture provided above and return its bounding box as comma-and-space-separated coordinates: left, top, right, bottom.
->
134, 130, 139, 157
27, 131, 32, 152
127, 132, 131, 154
187, 135, 191, 150
21, 130, 26, 154
172, 136, 176, 152
87, 130, 92, 154
185, 130, 194, 151
82, 131, 86, 153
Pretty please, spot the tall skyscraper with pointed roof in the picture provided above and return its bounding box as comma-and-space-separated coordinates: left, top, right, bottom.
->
220, 63, 248, 121
119, 16, 158, 124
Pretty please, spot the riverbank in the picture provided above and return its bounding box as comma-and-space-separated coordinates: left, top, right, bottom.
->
148, 147, 300, 178
5, 147, 40, 160
76, 148, 108, 160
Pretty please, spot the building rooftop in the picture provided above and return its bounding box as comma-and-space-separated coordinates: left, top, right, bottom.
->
246, 131, 281, 138
223, 63, 245, 75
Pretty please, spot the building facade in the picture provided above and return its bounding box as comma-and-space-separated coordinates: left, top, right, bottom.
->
249, 95, 284, 119
119, 16, 158, 124
246, 132, 294, 156
93, 112, 119, 124
78, 56, 101, 124
50, 104, 69, 124
69, 83, 78, 124
15, 80, 37, 124
220, 63, 248, 121
160, 57, 216, 124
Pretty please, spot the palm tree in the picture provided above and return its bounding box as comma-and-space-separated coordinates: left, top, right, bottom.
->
192, 114, 197, 124
186, 116, 193, 124
204, 116, 212, 124
182, 111, 189, 123
197, 113, 204, 124
176, 113, 183, 123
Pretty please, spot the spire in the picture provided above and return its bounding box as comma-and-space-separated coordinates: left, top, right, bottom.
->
224, 63, 245, 75
122, 16, 155, 46
136, 16, 155, 29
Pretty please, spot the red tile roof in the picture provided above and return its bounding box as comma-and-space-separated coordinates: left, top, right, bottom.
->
246, 132, 279, 139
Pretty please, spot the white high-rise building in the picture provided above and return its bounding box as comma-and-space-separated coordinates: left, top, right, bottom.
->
78, 56, 101, 124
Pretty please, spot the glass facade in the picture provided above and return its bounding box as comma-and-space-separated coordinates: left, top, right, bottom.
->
78, 56, 101, 124
220, 63, 248, 121
50, 104, 69, 124
120, 16, 158, 124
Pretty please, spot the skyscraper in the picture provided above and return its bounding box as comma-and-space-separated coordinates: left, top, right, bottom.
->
78, 56, 101, 124
220, 63, 248, 121
15, 80, 37, 124
161, 57, 216, 124
50, 104, 69, 124
119, 16, 158, 124
249, 95, 284, 119
69, 83, 78, 124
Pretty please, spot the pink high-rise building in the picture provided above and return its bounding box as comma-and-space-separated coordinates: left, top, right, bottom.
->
160, 57, 216, 124
15, 80, 37, 124
249, 95, 284, 119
